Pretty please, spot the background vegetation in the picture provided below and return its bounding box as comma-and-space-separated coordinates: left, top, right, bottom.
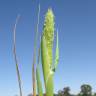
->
26, 84, 96, 96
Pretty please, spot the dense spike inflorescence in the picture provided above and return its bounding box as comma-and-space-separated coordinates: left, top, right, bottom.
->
41, 8, 59, 96
43, 8, 55, 65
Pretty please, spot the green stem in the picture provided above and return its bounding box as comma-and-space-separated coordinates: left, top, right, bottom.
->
41, 36, 54, 96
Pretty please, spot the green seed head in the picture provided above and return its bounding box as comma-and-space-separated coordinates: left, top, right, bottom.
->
43, 8, 55, 65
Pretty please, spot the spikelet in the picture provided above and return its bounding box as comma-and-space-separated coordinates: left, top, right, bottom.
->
43, 8, 55, 65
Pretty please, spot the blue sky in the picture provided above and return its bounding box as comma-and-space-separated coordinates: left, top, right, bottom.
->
0, 0, 96, 96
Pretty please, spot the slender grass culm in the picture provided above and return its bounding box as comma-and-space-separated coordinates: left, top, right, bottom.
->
32, 4, 40, 96
36, 45, 43, 96
13, 15, 23, 96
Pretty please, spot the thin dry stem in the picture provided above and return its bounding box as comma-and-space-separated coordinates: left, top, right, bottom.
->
13, 15, 23, 96
32, 4, 40, 96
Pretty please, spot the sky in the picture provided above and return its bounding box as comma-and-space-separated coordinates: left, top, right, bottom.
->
0, 0, 96, 96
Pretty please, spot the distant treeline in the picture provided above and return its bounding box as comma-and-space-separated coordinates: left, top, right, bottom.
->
26, 84, 96, 96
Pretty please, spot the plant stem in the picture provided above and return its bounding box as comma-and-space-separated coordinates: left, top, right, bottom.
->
32, 4, 40, 96
13, 15, 23, 96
